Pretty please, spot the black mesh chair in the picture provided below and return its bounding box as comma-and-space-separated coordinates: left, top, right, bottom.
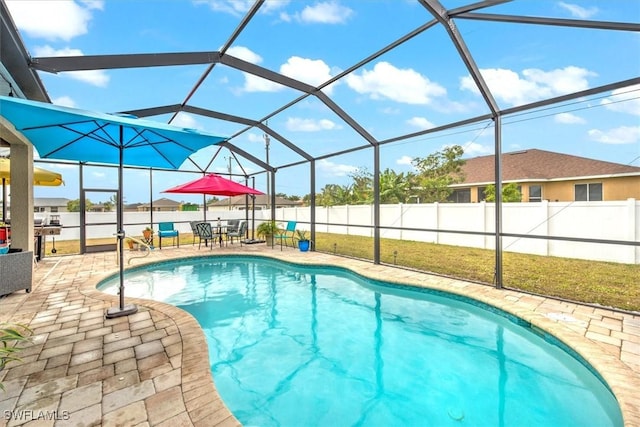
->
226, 220, 247, 245
189, 221, 201, 245
195, 222, 221, 249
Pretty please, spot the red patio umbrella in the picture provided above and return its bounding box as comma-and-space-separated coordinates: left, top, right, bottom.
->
163, 173, 264, 196
164, 173, 265, 243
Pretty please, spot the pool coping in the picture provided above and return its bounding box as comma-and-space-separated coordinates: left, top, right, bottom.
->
1, 246, 638, 426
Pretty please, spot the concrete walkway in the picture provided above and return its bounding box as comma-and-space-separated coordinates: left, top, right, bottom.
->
0, 245, 639, 426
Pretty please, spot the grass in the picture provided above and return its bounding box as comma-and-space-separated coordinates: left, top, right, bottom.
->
40, 232, 639, 312
315, 233, 640, 312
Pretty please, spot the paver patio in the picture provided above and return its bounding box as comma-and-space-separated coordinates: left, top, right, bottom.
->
1, 245, 639, 426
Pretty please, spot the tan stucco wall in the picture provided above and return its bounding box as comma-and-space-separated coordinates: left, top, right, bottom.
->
466, 175, 640, 203
0, 116, 34, 252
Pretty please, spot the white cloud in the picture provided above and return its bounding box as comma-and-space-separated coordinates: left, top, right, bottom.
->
601, 84, 640, 116
286, 117, 339, 132
247, 133, 263, 143
558, 2, 598, 19
461, 66, 595, 106
406, 117, 434, 130
195, 0, 289, 16
34, 46, 110, 87
226, 46, 263, 64
298, 1, 354, 24
193, 0, 254, 15
280, 56, 335, 93
171, 113, 202, 130
380, 107, 400, 115
462, 142, 492, 156
225, 46, 284, 93
554, 112, 586, 124
281, 1, 353, 24
318, 159, 357, 177
396, 155, 413, 166
243, 74, 283, 92
588, 126, 640, 144
52, 96, 76, 108
6, 0, 103, 41
346, 62, 446, 105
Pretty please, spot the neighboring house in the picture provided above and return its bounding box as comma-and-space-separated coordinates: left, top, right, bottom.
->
136, 197, 182, 212
208, 194, 300, 210
33, 197, 70, 213
449, 149, 640, 203
124, 203, 144, 212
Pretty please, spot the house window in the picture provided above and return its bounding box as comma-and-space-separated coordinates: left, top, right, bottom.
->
448, 188, 471, 203
477, 187, 486, 202
575, 183, 603, 201
529, 185, 542, 202
50, 207, 59, 213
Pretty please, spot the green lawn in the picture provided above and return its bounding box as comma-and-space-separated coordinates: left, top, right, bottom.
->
314, 233, 640, 312
42, 232, 639, 312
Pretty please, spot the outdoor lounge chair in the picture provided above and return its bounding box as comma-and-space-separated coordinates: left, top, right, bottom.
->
226, 220, 247, 245
195, 222, 222, 249
158, 222, 179, 249
274, 221, 297, 250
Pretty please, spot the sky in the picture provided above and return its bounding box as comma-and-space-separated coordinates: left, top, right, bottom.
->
2, 0, 639, 204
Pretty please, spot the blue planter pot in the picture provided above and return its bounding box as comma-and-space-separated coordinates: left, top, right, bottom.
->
298, 240, 310, 252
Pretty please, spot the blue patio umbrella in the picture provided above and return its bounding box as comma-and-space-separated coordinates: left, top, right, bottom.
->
0, 96, 226, 318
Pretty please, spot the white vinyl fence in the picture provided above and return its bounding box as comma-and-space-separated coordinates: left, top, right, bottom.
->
37, 199, 639, 264
271, 199, 639, 265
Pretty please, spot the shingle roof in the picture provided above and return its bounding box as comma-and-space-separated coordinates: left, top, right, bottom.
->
208, 194, 299, 207
459, 149, 640, 185
138, 197, 181, 208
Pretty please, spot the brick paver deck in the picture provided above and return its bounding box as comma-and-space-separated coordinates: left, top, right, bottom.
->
1, 245, 638, 426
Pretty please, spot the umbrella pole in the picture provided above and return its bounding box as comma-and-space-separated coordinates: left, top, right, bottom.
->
106, 135, 138, 318
1, 178, 6, 223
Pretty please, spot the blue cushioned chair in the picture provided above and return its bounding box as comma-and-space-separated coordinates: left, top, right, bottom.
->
158, 222, 179, 249
274, 221, 297, 250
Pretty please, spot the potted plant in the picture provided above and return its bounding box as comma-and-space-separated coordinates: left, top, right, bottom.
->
142, 226, 154, 242
126, 238, 139, 251
0, 323, 32, 391
295, 230, 311, 252
256, 221, 279, 246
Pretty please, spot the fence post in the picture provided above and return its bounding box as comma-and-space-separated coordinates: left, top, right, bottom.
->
628, 198, 638, 264
435, 202, 440, 244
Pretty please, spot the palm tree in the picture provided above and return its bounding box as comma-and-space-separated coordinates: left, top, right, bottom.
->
379, 168, 411, 204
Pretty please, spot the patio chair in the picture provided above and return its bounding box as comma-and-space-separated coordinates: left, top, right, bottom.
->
195, 222, 222, 249
158, 222, 179, 249
189, 221, 201, 245
274, 221, 297, 250
226, 220, 247, 245
226, 219, 240, 233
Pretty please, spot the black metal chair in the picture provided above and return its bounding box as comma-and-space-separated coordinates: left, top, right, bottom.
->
189, 221, 201, 245
226, 220, 247, 245
195, 222, 221, 249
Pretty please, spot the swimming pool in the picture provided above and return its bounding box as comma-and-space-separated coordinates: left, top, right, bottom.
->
99, 255, 622, 426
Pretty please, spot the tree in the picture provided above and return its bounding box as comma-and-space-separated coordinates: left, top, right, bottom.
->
411, 145, 466, 203
484, 183, 522, 202
350, 168, 373, 204
67, 199, 93, 212
379, 168, 412, 204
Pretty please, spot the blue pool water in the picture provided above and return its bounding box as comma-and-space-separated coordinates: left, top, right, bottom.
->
99, 256, 622, 427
